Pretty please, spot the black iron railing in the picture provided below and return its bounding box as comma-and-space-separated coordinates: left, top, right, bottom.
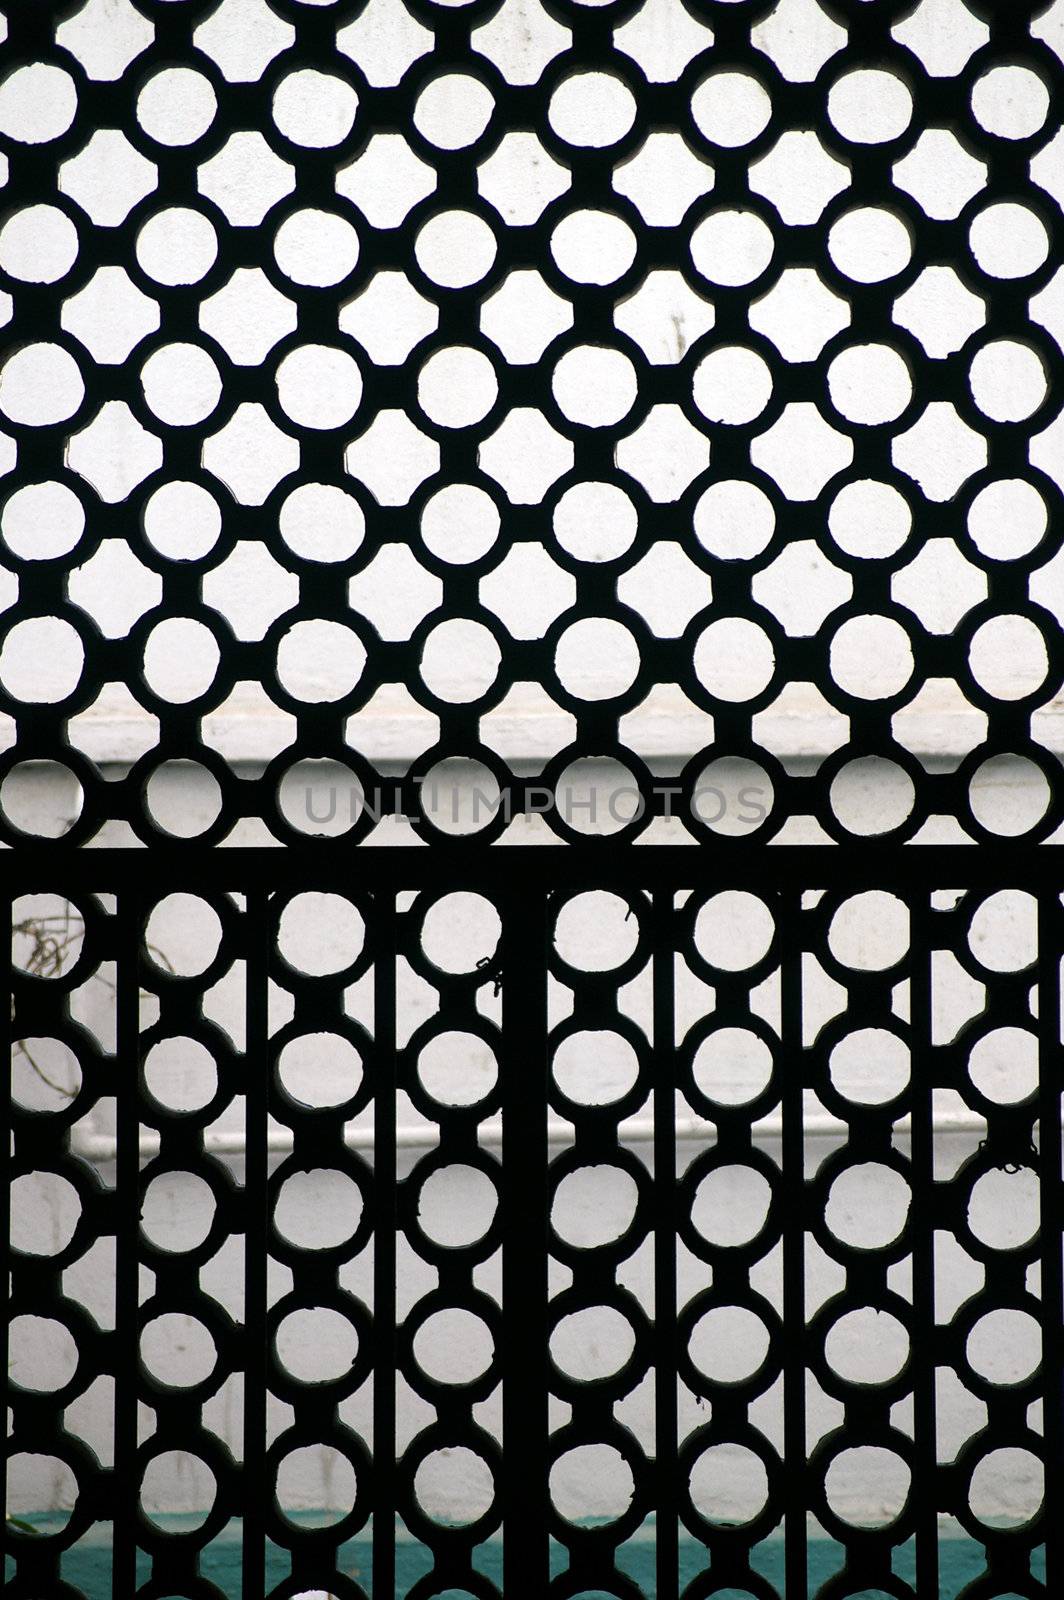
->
7, 849, 1064, 1595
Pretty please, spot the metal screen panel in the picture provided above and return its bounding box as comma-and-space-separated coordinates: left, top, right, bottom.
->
3, 1, 1064, 1597
0, 0, 1062, 847
7, 849, 1064, 1596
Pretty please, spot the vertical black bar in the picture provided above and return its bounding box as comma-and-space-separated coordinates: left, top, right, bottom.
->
909, 892, 939, 1597
1038, 893, 1063, 1591
242, 889, 269, 1599
112, 889, 141, 1599
780, 890, 807, 1599
501, 885, 550, 1593
372, 889, 397, 1600
653, 890, 679, 1600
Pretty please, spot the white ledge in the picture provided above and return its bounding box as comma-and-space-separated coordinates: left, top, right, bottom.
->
69, 1105, 1007, 1164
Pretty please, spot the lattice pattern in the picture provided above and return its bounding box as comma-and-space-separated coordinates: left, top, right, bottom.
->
5, 3, 1064, 1600
1, 1, 1063, 845
6, 858, 1063, 1596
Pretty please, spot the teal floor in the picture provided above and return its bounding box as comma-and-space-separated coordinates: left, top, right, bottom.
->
5, 1515, 1045, 1597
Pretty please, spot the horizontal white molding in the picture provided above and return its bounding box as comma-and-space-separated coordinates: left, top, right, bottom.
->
70, 1105, 1002, 1164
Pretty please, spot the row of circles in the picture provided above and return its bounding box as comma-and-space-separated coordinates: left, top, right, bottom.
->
2, 748, 1063, 845
2, 600, 1060, 709
1, 331, 1052, 433
5, 196, 1060, 294
5, 1428, 1045, 1567
6, 471, 1062, 573
10, 1004, 1043, 1127
1, 60, 1053, 153
9, 1278, 1043, 1421
3, 470, 1060, 570
9, 885, 1047, 980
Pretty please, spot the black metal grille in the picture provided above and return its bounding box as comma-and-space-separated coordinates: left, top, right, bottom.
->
2, 0, 1064, 847
4, 0, 1064, 1596
7, 849, 1064, 1595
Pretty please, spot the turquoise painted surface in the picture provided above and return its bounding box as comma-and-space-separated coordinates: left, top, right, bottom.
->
5, 1516, 1046, 1597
